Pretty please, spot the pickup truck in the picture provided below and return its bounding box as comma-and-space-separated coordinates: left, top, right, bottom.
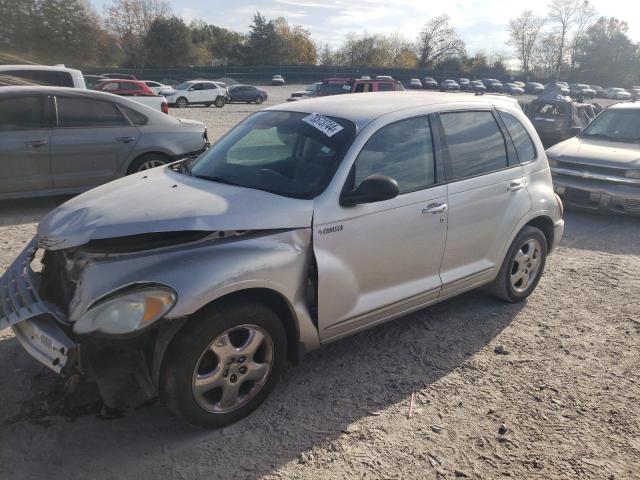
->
316, 78, 405, 96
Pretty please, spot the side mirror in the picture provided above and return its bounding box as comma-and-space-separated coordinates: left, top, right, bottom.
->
569, 126, 582, 136
341, 174, 399, 206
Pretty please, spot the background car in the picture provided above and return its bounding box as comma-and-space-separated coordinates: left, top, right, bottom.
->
375, 75, 394, 81
606, 88, 631, 100
272, 75, 285, 86
458, 78, 471, 90
482, 78, 503, 92
96, 79, 155, 96
591, 85, 606, 98
569, 84, 596, 99
502, 83, 525, 95
513, 81, 526, 89
439, 79, 460, 91
142, 80, 173, 95
0, 86, 207, 199
0, 64, 86, 88
101, 73, 137, 80
228, 84, 268, 104
409, 78, 422, 89
630, 86, 640, 100
525, 82, 545, 95
286, 82, 321, 101
471, 80, 487, 93
83, 74, 107, 90
163, 80, 229, 108
422, 77, 438, 89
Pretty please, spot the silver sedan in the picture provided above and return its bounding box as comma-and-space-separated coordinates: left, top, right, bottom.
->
0, 86, 208, 199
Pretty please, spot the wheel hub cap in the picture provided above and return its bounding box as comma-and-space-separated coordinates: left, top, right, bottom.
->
510, 238, 542, 293
192, 324, 273, 414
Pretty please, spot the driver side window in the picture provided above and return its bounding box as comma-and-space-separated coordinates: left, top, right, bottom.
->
353, 116, 436, 194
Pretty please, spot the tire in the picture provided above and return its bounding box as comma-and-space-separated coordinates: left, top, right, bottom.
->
127, 153, 169, 174
255, 96, 264, 105
161, 299, 287, 428
214, 96, 225, 108
487, 226, 547, 303
176, 97, 188, 108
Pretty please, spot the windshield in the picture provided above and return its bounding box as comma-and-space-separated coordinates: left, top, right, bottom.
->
581, 109, 640, 142
189, 111, 356, 198
175, 82, 193, 90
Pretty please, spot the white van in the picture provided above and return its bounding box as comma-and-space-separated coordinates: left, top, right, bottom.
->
0, 65, 86, 89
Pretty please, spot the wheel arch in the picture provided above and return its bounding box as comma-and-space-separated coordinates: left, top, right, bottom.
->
126, 150, 173, 175
525, 215, 555, 251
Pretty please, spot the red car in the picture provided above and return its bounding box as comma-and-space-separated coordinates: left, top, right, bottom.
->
96, 79, 155, 96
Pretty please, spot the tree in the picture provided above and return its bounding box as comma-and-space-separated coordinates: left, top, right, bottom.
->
273, 17, 316, 65
568, 0, 596, 70
531, 31, 563, 77
416, 15, 466, 68
244, 12, 282, 65
143, 16, 194, 67
190, 21, 245, 65
104, 0, 171, 67
318, 43, 335, 65
509, 10, 545, 72
574, 17, 640, 85
547, 0, 582, 73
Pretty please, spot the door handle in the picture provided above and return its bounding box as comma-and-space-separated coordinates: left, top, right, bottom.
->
422, 203, 448, 214
24, 140, 48, 148
507, 179, 526, 192
116, 136, 136, 143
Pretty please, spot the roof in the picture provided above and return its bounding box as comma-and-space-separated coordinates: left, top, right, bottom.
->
607, 101, 640, 110
267, 91, 518, 129
0, 64, 81, 73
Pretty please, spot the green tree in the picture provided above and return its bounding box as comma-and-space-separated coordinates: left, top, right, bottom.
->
244, 12, 281, 66
143, 16, 194, 67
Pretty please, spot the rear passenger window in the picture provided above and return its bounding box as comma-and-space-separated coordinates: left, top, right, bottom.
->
56, 97, 127, 127
440, 111, 508, 181
354, 116, 435, 194
498, 111, 536, 163
378, 83, 393, 91
0, 96, 48, 131
120, 105, 148, 126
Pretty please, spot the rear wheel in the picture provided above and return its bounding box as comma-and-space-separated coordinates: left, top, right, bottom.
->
214, 96, 225, 108
488, 226, 547, 303
161, 300, 287, 428
255, 96, 264, 104
176, 97, 188, 108
127, 153, 169, 174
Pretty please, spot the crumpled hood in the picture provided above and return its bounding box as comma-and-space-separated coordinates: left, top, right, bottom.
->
547, 137, 640, 169
38, 167, 314, 250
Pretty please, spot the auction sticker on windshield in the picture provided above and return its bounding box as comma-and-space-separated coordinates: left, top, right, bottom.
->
302, 113, 344, 137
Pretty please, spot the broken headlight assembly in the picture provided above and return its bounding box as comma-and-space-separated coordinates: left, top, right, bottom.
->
73, 286, 177, 335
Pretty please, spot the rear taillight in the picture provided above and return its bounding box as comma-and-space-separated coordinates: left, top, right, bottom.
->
161, 101, 169, 114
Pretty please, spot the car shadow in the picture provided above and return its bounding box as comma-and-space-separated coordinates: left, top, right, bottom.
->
0, 290, 523, 479
560, 208, 640, 255
0, 196, 72, 227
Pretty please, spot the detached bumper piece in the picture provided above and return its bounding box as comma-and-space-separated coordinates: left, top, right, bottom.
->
13, 316, 76, 374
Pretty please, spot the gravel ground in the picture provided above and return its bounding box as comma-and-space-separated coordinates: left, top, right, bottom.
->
0, 85, 638, 480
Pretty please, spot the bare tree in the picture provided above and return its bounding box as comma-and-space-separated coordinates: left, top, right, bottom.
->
531, 31, 563, 77
416, 15, 466, 68
103, 0, 171, 67
547, 0, 582, 73
568, 1, 597, 70
509, 10, 545, 72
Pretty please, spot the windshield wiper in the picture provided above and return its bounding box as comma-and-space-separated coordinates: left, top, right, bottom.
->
193, 175, 243, 187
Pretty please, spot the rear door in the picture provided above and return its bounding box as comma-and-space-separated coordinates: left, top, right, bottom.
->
0, 94, 52, 195
436, 109, 531, 295
49, 96, 139, 189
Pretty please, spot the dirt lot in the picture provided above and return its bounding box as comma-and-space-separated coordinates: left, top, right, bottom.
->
0, 85, 638, 479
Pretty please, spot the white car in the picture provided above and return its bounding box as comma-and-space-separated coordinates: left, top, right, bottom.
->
163, 80, 229, 108
606, 88, 631, 100
0, 64, 86, 88
142, 80, 173, 95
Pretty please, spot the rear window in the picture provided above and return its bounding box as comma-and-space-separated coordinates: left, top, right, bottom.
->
0, 96, 49, 131
1, 69, 74, 87
56, 97, 127, 127
499, 111, 536, 163
534, 103, 565, 117
441, 111, 508, 181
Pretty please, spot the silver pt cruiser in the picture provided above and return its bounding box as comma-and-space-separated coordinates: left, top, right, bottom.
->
1, 92, 564, 427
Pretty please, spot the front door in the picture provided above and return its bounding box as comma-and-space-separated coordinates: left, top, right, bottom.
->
50, 96, 139, 189
436, 110, 531, 294
0, 94, 52, 195
314, 115, 448, 341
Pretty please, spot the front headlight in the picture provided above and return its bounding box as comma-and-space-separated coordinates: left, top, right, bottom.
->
73, 286, 176, 335
626, 170, 640, 179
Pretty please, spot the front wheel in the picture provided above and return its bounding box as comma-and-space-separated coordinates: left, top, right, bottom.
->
161, 300, 287, 428
487, 226, 547, 303
214, 96, 225, 108
255, 96, 264, 104
176, 97, 188, 108
127, 153, 169, 174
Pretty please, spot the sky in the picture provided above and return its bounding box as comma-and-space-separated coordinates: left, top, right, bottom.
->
92, 0, 640, 58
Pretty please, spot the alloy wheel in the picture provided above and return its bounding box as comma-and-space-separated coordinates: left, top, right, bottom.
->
137, 159, 166, 171
510, 238, 543, 293
192, 324, 274, 414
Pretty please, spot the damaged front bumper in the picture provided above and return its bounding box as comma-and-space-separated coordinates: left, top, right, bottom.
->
0, 238, 76, 374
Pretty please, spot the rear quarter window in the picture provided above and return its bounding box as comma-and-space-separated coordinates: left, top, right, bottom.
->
498, 111, 537, 163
